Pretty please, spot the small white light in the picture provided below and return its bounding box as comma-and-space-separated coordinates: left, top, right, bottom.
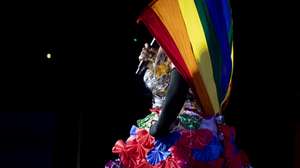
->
46, 53, 51, 59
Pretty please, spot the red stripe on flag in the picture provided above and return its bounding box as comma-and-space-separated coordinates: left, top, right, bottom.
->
138, 7, 193, 89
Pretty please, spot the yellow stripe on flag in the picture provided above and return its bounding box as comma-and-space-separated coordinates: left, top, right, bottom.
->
177, 0, 219, 114
151, 0, 219, 114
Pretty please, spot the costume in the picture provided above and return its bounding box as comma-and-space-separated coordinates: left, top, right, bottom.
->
106, 0, 252, 167
105, 55, 252, 168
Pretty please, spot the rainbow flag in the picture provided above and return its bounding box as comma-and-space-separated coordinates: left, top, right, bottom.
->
138, 0, 233, 115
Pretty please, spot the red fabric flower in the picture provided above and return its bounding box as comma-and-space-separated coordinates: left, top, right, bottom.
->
135, 159, 153, 168
220, 125, 252, 168
112, 129, 156, 168
221, 125, 235, 142
136, 128, 155, 149
112, 140, 137, 168
177, 129, 213, 149
126, 139, 147, 162
169, 144, 190, 165
154, 157, 180, 168
219, 125, 236, 156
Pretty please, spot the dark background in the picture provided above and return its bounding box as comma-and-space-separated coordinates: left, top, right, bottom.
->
0, 0, 299, 168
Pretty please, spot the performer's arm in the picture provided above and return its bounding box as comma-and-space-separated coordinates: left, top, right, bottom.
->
150, 68, 189, 137
136, 43, 157, 75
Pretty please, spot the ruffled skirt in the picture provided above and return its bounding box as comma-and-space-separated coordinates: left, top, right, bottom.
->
105, 111, 251, 168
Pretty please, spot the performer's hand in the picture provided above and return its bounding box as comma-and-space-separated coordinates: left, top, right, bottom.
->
138, 43, 157, 63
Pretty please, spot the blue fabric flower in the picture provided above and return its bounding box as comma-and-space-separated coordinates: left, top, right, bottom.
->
153, 140, 169, 152
146, 147, 171, 165
146, 131, 180, 165
129, 125, 138, 136
192, 136, 223, 161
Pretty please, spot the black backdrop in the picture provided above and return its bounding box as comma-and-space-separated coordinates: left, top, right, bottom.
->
0, 0, 299, 168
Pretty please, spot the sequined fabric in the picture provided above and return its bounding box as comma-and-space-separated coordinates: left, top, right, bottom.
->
143, 56, 201, 116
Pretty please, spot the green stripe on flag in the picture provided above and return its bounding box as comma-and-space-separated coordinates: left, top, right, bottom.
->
194, 0, 223, 102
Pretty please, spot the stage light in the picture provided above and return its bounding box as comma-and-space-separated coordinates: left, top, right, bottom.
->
46, 53, 52, 59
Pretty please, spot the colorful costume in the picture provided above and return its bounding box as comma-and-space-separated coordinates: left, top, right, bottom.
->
105, 55, 252, 168
106, 0, 252, 167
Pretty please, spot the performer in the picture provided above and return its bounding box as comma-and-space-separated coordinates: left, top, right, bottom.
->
105, 42, 252, 168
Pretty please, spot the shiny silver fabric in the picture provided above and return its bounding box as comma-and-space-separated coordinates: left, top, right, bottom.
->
141, 56, 202, 115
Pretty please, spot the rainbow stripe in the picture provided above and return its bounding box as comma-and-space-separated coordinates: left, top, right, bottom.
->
139, 0, 233, 115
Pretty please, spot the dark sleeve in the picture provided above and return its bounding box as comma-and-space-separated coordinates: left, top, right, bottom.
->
150, 68, 189, 138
